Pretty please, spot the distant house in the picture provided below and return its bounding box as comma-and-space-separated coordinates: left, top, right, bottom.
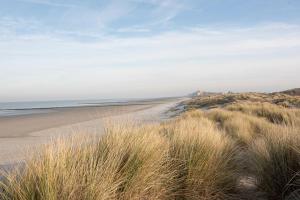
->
189, 90, 221, 97
190, 90, 204, 97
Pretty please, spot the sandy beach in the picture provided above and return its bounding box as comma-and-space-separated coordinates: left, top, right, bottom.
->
0, 98, 182, 166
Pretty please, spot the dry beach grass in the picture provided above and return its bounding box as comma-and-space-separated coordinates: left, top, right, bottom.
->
1, 92, 300, 199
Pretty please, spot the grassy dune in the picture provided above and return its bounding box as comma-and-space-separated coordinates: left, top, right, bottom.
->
1, 92, 300, 199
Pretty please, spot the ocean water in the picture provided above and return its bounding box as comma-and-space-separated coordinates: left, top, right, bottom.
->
0, 99, 132, 117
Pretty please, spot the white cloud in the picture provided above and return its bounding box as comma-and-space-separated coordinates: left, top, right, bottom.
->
133, 0, 187, 25
117, 27, 150, 33
0, 23, 300, 101
18, 0, 78, 8
2, 0, 189, 40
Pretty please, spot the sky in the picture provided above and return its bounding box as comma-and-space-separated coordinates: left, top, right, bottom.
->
0, 0, 300, 101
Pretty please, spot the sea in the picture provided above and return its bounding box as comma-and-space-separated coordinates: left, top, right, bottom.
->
0, 99, 135, 117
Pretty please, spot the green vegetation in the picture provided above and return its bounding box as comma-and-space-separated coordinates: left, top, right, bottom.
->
1, 92, 300, 199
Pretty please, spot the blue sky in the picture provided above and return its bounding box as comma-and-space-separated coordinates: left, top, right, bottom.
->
0, 0, 300, 101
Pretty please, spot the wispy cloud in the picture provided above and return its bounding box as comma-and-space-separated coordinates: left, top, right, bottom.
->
133, 0, 187, 25
18, 0, 78, 8
1, 22, 299, 100
94, 0, 137, 28
117, 27, 150, 33
0, 17, 43, 39
1, 23, 300, 64
1, 0, 192, 42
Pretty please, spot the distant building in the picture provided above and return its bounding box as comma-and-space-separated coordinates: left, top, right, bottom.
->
191, 90, 204, 97
189, 90, 221, 97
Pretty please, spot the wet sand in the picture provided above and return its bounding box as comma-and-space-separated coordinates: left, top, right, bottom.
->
0, 98, 182, 165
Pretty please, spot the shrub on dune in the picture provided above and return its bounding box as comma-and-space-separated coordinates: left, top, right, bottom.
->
221, 116, 257, 145
248, 126, 300, 199
164, 117, 239, 200
205, 108, 234, 125
180, 109, 204, 119
226, 102, 300, 126
205, 109, 271, 145
97, 125, 177, 200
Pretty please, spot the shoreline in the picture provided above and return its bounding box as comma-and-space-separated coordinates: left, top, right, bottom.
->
0, 97, 181, 138
0, 97, 182, 165
0, 97, 180, 118
0, 97, 179, 111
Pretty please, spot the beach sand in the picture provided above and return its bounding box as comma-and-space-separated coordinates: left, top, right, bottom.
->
0, 98, 182, 166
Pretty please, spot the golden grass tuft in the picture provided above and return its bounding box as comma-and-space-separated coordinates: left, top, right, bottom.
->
161, 116, 239, 199
226, 102, 300, 126
248, 126, 300, 199
185, 109, 271, 146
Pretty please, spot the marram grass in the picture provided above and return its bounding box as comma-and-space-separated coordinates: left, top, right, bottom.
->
1, 93, 300, 200
0, 117, 239, 200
